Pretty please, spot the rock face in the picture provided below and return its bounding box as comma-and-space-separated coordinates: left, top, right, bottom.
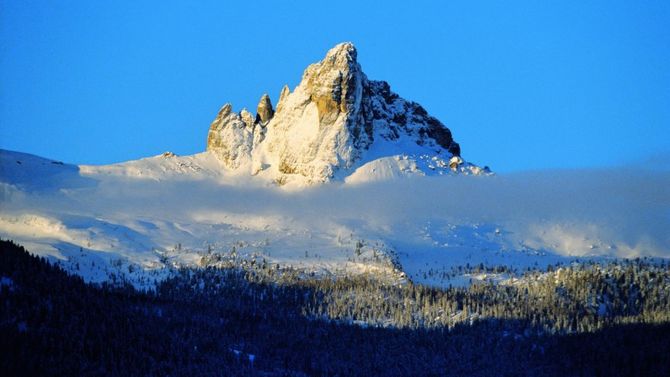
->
256, 94, 274, 125
206, 104, 254, 169
206, 42, 485, 184
263, 42, 372, 180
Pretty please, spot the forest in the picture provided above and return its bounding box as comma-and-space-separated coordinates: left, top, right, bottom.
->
1, 239, 669, 376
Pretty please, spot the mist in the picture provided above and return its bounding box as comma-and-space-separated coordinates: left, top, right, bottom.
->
2, 155, 669, 260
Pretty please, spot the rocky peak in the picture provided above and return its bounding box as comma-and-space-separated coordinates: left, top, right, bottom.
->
325, 41, 357, 62
276, 85, 290, 112
206, 42, 486, 182
301, 42, 362, 124
256, 94, 274, 125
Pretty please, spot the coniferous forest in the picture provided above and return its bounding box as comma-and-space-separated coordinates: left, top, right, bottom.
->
1, 239, 669, 376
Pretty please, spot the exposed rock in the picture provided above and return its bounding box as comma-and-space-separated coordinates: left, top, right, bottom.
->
255, 94, 274, 125
206, 104, 254, 169
261, 42, 373, 182
304, 42, 361, 124
449, 156, 463, 171
276, 85, 290, 112
205, 42, 488, 183
216, 103, 233, 119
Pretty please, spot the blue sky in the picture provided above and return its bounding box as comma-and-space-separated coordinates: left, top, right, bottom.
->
1, 1, 668, 172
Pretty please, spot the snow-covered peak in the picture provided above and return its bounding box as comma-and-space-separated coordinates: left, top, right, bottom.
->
324, 41, 357, 61
206, 42, 489, 185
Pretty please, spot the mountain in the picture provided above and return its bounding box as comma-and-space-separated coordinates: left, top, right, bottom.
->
206, 42, 488, 186
1, 43, 668, 289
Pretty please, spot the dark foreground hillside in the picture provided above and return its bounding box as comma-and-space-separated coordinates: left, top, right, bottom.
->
1, 240, 669, 376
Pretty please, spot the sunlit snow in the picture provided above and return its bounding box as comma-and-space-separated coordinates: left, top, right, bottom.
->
1, 149, 668, 288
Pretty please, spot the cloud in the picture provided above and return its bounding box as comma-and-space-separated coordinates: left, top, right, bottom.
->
3, 157, 669, 261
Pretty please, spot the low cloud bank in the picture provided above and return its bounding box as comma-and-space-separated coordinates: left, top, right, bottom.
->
290, 168, 670, 258
2, 158, 669, 259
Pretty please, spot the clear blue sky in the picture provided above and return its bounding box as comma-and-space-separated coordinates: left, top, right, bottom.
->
1, 1, 669, 172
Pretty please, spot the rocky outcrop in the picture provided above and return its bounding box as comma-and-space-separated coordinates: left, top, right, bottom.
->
206, 104, 255, 169
205, 96, 276, 169
261, 42, 373, 181
276, 85, 290, 112
206, 42, 485, 181
256, 94, 274, 125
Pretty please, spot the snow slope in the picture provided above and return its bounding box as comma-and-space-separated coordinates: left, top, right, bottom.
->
1, 149, 668, 288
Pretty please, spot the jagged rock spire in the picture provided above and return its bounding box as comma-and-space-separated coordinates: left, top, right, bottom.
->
276, 85, 290, 112
256, 94, 274, 125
